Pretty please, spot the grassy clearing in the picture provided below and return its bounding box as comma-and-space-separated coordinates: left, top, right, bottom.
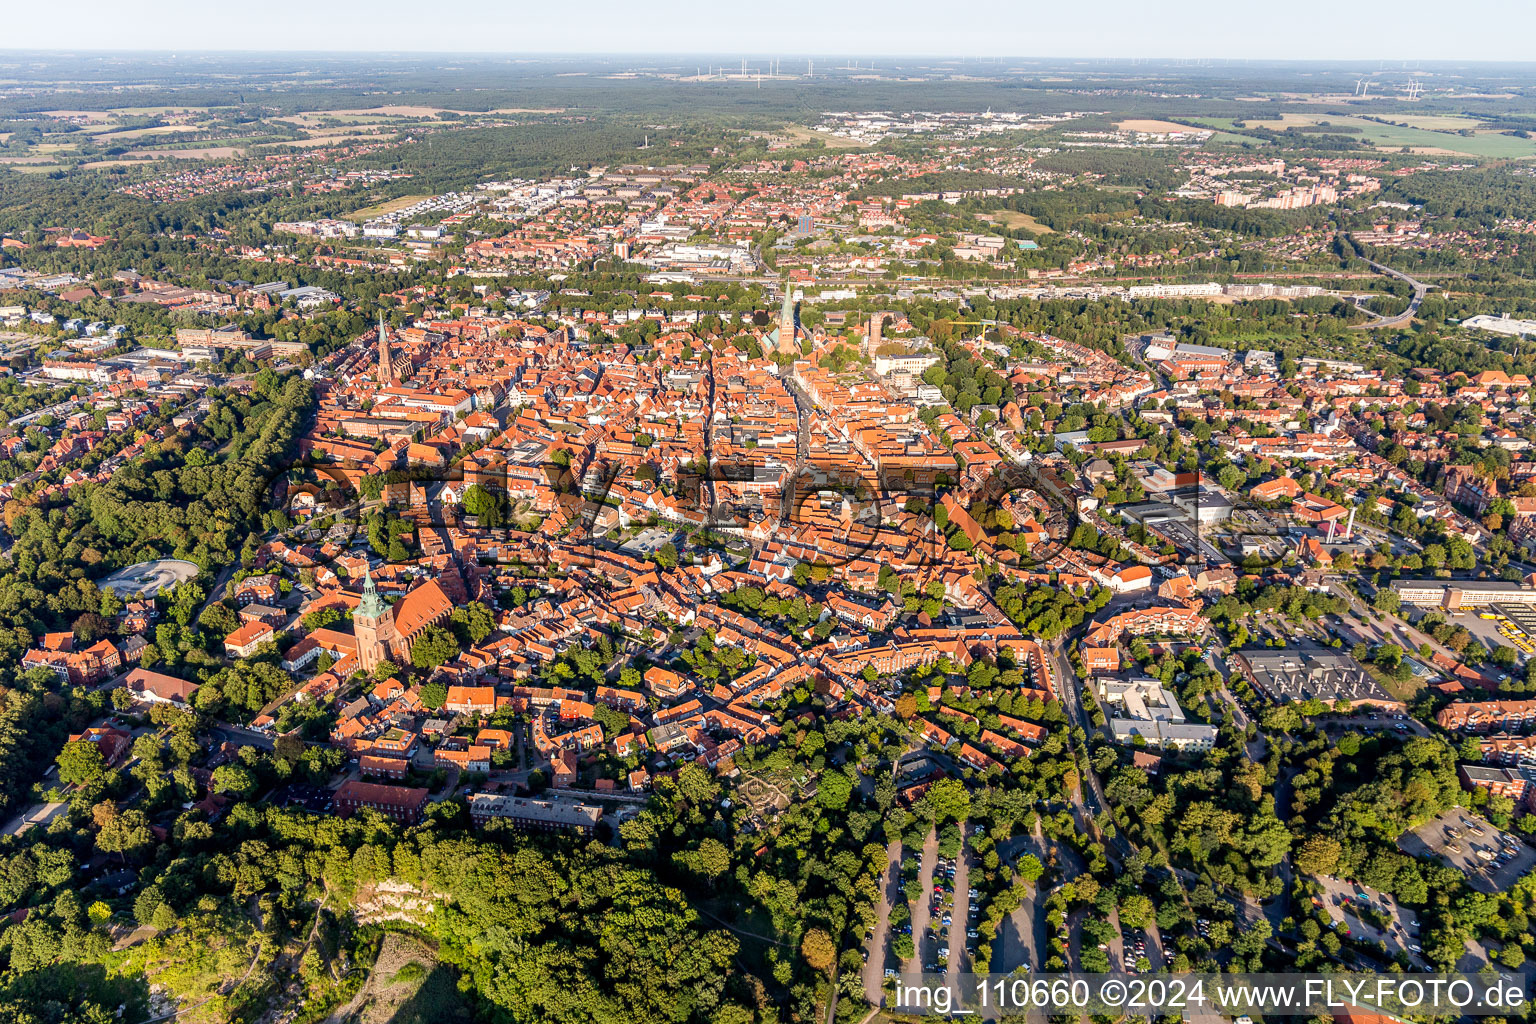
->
782, 124, 865, 149
983, 209, 1054, 234
346, 194, 434, 220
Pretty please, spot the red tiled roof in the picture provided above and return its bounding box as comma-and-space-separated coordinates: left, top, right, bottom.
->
393, 579, 454, 638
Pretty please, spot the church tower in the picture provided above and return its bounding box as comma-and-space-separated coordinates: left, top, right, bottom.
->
377, 311, 393, 384
353, 567, 399, 674
773, 287, 799, 357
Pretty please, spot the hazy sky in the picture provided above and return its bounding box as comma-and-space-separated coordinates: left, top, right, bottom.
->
10, 0, 1536, 62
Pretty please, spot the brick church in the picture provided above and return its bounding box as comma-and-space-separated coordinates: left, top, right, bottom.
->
354, 567, 454, 673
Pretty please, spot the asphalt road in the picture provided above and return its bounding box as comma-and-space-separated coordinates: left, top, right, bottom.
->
1345, 246, 1430, 331
1048, 639, 1132, 863
1, 800, 66, 837
196, 561, 239, 622
904, 829, 938, 975
944, 825, 972, 991
861, 839, 902, 1006
211, 723, 276, 751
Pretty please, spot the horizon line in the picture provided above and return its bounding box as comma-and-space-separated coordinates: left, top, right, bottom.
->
1, 48, 1534, 66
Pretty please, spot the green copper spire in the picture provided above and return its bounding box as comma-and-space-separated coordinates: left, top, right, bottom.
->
357, 565, 389, 620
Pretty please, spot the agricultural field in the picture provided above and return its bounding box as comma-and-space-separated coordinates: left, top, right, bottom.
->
1380, 113, 1490, 131
255, 133, 399, 149
1186, 112, 1536, 157
317, 104, 560, 117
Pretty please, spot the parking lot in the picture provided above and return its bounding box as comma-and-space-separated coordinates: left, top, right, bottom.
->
1317, 709, 1427, 738
1311, 875, 1425, 964
1400, 808, 1536, 894
1490, 606, 1536, 655
1432, 608, 1526, 663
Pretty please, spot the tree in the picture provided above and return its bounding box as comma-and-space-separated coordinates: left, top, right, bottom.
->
420, 681, 448, 710
56, 740, 106, 786
818, 772, 853, 811
1119, 893, 1155, 930
212, 764, 255, 798
697, 838, 731, 881
1294, 835, 1343, 878
924, 777, 971, 823
461, 484, 505, 528
450, 602, 496, 646
801, 928, 837, 972
133, 885, 166, 926
654, 542, 678, 569
274, 732, 304, 762
197, 602, 238, 638
73, 611, 113, 644
593, 703, 630, 739
411, 624, 460, 671
96, 808, 152, 861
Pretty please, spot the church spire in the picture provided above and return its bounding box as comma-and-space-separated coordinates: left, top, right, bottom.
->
775, 284, 798, 356
377, 310, 393, 383
357, 564, 388, 620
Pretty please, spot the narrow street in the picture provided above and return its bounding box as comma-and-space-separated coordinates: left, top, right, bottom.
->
1049, 639, 1130, 863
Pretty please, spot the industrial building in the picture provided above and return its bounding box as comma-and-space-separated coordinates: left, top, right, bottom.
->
1390, 578, 1536, 611
1233, 650, 1397, 707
